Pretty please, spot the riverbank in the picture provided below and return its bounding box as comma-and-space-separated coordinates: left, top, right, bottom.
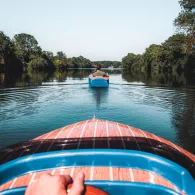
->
1, 69, 195, 89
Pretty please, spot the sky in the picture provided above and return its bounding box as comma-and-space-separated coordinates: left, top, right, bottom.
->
0, 0, 181, 61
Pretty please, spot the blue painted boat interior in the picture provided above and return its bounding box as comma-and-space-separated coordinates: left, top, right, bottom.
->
0, 149, 195, 195
1, 182, 181, 195
89, 77, 109, 87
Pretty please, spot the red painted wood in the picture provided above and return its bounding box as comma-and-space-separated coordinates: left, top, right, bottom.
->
107, 121, 120, 137
12, 174, 31, 188
95, 120, 108, 137
132, 169, 150, 183
93, 167, 110, 180
73, 167, 91, 180
46, 128, 62, 139
31, 119, 195, 163
130, 127, 146, 137
113, 168, 131, 181
0, 181, 12, 191
83, 120, 96, 138
32, 119, 195, 163
68, 121, 85, 138
117, 123, 132, 137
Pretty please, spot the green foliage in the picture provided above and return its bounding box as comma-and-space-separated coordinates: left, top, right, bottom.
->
122, 53, 144, 72
3, 0, 195, 75
56, 51, 67, 60
174, 0, 195, 52
0, 31, 93, 71
43, 51, 54, 61
0, 31, 14, 64
131, 55, 144, 72
53, 51, 68, 71
122, 34, 194, 73
179, 0, 195, 10
160, 34, 188, 71
122, 53, 137, 69
122, 0, 195, 74
143, 44, 162, 72
27, 57, 47, 71
93, 61, 122, 68
70, 56, 92, 68
13, 33, 42, 65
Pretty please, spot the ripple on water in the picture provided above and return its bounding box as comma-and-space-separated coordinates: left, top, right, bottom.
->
1, 80, 195, 154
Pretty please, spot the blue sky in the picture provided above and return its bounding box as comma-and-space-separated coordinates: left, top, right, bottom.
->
0, 0, 180, 61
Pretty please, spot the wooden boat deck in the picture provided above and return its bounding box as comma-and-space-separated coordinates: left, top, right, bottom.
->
34, 119, 195, 163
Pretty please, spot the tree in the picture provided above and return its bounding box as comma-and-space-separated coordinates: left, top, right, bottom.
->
42, 51, 55, 70
0, 31, 14, 64
54, 51, 68, 71
143, 44, 162, 72
42, 51, 54, 61
122, 53, 137, 69
70, 56, 92, 68
160, 34, 189, 71
131, 54, 144, 72
174, 0, 195, 52
13, 33, 42, 65
27, 57, 47, 71
56, 51, 67, 59
93, 61, 122, 68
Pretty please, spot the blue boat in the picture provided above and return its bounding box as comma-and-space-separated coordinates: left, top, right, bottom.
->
89, 74, 109, 87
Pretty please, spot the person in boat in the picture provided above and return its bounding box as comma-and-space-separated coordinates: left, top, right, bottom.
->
92, 64, 108, 77
25, 172, 85, 195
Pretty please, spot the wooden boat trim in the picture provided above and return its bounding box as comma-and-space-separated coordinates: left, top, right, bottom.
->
0, 167, 186, 194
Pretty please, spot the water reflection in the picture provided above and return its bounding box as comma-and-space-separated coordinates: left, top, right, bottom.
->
91, 88, 109, 108
122, 70, 195, 88
1, 69, 195, 155
0, 69, 124, 88
171, 92, 195, 153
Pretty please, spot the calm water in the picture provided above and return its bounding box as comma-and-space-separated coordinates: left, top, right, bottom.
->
0, 69, 195, 154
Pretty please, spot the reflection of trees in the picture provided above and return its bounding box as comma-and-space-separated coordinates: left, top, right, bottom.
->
0, 71, 23, 88
0, 71, 55, 88
67, 69, 91, 80
122, 69, 191, 88
0, 69, 123, 88
105, 69, 122, 74
122, 69, 150, 83
0, 73, 5, 87
171, 92, 195, 154
55, 69, 91, 81
54, 71, 68, 82
3, 68, 194, 89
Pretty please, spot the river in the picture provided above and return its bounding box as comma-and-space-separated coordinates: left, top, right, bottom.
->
0, 69, 195, 154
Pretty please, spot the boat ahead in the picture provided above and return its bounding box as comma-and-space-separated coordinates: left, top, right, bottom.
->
89, 74, 109, 87
0, 119, 195, 195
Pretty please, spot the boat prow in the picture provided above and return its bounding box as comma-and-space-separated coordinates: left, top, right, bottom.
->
0, 119, 195, 195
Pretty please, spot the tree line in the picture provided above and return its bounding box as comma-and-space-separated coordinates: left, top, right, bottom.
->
0, 32, 94, 72
0, 32, 120, 72
122, 0, 195, 74
93, 61, 121, 68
